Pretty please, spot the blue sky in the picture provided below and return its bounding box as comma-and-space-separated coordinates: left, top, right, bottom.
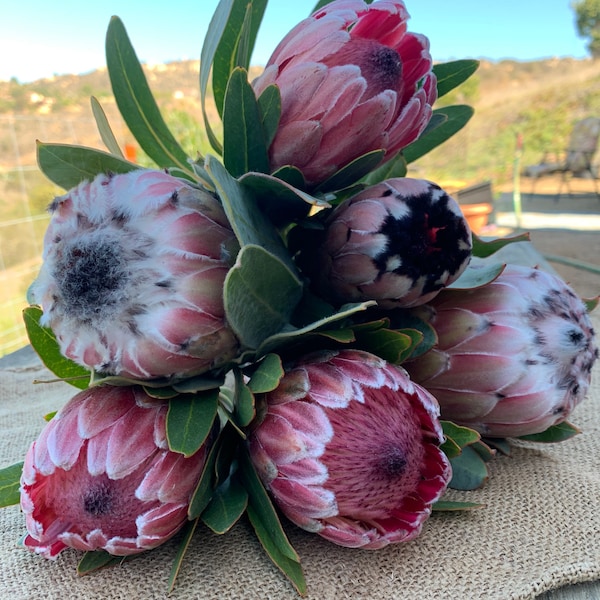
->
0, 0, 588, 82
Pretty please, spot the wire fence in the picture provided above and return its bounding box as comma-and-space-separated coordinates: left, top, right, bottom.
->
0, 114, 105, 357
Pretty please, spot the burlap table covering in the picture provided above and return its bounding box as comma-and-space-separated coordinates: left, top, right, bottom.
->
1, 313, 599, 600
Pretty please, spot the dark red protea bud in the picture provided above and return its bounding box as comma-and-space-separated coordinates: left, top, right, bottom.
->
300, 178, 472, 308
251, 0, 436, 188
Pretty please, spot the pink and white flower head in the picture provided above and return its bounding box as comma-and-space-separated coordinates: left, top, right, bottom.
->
31, 169, 239, 380
406, 265, 599, 437
20, 385, 208, 558
251, 0, 436, 188
248, 349, 451, 549
301, 178, 472, 308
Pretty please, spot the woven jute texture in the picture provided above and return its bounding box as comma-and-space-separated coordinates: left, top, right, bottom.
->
1, 313, 599, 600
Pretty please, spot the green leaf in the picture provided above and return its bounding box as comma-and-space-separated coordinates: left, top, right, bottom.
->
355, 328, 413, 364
257, 85, 282, 148
447, 261, 505, 290
168, 518, 199, 594
23, 306, 91, 389
0, 462, 23, 507
484, 437, 512, 456
222, 68, 270, 177
224, 245, 303, 349
434, 60, 480, 98
442, 421, 481, 448
316, 149, 385, 193
201, 476, 248, 534
233, 370, 256, 428
518, 421, 581, 443
432, 500, 485, 511
471, 231, 531, 259
403, 105, 474, 165
90, 96, 124, 157
239, 447, 306, 595
254, 301, 375, 358
166, 389, 219, 457
584, 296, 600, 312
188, 434, 222, 519
212, 0, 268, 116
362, 152, 408, 186
77, 550, 123, 575
449, 445, 489, 491
247, 354, 284, 393
105, 16, 192, 175
37, 142, 138, 190
205, 155, 296, 268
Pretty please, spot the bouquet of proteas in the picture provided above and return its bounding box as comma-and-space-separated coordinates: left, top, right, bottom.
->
0, 0, 598, 595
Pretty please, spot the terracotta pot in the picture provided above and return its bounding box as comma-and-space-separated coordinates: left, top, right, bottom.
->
459, 202, 493, 234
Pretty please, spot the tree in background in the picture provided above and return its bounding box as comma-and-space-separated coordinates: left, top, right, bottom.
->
573, 0, 600, 57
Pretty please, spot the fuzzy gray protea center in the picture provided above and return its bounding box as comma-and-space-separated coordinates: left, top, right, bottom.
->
53, 235, 129, 322
83, 481, 113, 517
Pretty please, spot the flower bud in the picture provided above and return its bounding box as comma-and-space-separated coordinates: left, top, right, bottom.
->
301, 178, 472, 308
252, 0, 436, 188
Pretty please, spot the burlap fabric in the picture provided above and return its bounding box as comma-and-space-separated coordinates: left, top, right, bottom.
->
1, 313, 599, 600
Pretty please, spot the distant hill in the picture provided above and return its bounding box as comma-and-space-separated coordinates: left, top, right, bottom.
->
1, 57, 600, 190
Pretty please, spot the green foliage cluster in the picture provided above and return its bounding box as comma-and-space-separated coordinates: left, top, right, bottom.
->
573, 0, 600, 57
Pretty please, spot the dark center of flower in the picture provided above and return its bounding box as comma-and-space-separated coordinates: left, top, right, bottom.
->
375, 444, 408, 479
53, 235, 128, 321
373, 186, 471, 294
83, 481, 113, 517
324, 38, 403, 97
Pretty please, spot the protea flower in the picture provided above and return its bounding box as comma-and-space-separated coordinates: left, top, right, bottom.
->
30, 169, 239, 380
405, 265, 599, 437
248, 349, 451, 549
20, 385, 208, 558
251, 0, 436, 188
299, 178, 472, 308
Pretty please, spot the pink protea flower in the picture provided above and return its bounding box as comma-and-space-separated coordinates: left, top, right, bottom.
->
248, 349, 451, 549
20, 385, 208, 558
31, 169, 239, 379
300, 178, 472, 308
251, 0, 436, 188
406, 265, 599, 437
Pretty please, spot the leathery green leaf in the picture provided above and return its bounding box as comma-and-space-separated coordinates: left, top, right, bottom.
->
201, 475, 248, 534
449, 445, 489, 491
247, 354, 284, 394
77, 550, 123, 575
166, 389, 219, 457
222, 67, 270, 177
224, 245, 303, 349
168, 518, 200, 593
519, 421, 581, 443
0, 462, 23, 507
434, 59, 480, 98
36, 142, 138, 190
23, 306, 91, 389
90, 96, 124, 157
239, 447, 306, 595
105, 16, 192, 175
